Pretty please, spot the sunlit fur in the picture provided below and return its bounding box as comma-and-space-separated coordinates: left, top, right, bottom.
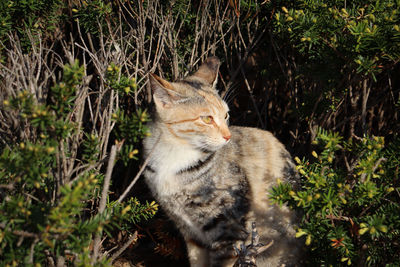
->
143, 58, 302, 267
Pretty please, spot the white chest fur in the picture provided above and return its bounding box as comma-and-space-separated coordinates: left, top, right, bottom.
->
144, 134, 203, 196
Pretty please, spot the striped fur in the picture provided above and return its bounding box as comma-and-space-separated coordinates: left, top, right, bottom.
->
143, 57, 302, 267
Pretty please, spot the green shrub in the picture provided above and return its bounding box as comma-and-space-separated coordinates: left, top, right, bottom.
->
264, 0, 400, 140
0, 61, 155, 266
73, 0, 113, 35
274, 0, 400, 80
270, 129, 400, 266
0, 0, 65, 53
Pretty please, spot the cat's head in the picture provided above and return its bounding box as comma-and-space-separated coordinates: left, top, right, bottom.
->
149, 57, 231, 152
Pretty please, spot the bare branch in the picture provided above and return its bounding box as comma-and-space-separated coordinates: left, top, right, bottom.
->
109, 231, 138, 262
92, 143, 122, 263
118, 134, 161, 203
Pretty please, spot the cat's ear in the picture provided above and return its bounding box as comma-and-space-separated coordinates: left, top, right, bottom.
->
192, 57, 220, 88
149, 73, 182, 108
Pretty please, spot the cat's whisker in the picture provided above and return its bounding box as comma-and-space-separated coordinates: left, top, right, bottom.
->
223, 84, 238, 103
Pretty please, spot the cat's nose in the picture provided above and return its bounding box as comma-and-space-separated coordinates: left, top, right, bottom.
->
223, 135, 231, 141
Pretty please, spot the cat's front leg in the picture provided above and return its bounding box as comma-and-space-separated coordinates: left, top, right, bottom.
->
185, 238, 237, 267
186, 239, 209, 267
208, 241, 238, 267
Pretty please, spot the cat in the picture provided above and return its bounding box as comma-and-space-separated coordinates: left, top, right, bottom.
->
143, 57, 302, 267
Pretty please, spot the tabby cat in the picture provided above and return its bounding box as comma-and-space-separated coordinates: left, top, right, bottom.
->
143, 57, 301, 267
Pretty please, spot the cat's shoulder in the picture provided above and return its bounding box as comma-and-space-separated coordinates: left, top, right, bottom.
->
225, 125, 291, 163
229, 126, 284, 146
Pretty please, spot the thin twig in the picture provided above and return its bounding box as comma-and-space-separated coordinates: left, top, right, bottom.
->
99, 145, 119, 204
238, 59, 265, 129
0, 222, 39, 238
110, 231, 138, 262
117, 134, 161, 203
28, 238, 39, 264
92, 143, 121, 263
45, 250, 55, 267
0, 183, 14, 190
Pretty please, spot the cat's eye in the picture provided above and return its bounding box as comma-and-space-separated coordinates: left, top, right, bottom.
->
201, 115, 214, 124
225, 113, 230, 120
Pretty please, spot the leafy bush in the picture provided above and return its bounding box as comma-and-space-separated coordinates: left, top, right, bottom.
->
0, 0, 65, 53
73, 0, 114, 35
270, 129, 400, 266
274, 1, 400, 80
246, 0, 399, 143
269, 3, 400, 264
0, 60, 156, 266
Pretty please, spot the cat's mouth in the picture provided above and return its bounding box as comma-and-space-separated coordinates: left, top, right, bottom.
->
194, 138, 228, 152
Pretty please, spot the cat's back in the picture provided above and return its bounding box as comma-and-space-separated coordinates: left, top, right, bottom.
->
222, 125, 296, 186
221, 125, 298, 220
221, 126, 302, 266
